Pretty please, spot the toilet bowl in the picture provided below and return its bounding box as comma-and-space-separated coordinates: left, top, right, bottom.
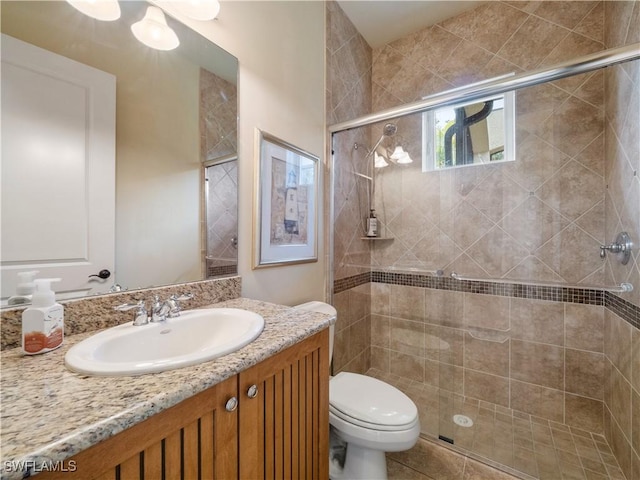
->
294, 301, 420, 480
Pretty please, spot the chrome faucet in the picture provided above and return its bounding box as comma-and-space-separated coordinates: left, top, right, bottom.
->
114, 301, 149, 326
114, 293, 195, 326
150, 295, 171, 323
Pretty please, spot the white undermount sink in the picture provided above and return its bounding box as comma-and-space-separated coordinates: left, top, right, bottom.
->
64, 308, 265, 376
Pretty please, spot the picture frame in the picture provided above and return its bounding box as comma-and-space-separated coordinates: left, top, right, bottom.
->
253, 130, 319, 268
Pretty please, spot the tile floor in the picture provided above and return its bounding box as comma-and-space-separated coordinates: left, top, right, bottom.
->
387, 438, 520, 480
367, 369, 627, 480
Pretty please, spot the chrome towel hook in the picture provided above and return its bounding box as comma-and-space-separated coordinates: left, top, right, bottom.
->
600, 232, 633, 265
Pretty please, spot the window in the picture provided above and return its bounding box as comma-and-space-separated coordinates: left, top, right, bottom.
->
422, 91, 515, 171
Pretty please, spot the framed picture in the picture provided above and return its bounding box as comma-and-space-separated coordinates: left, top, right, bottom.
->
254, 130, 318, 268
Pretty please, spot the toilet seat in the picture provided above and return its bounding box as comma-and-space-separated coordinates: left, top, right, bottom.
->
330, 372, 418, 432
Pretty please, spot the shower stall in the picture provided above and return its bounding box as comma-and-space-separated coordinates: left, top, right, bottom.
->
328, 22, 640, 479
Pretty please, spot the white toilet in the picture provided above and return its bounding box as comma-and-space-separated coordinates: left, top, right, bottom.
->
295, 301, 420, 480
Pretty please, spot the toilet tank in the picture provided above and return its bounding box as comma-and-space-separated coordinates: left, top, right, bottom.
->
293, 301, 337, 362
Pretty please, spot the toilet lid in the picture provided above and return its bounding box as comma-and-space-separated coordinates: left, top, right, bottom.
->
330, 372, 417, 428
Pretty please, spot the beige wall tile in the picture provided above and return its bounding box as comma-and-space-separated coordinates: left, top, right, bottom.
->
609, 364, 633, 442
390, 285, 425, 321
565, 303, 604, 352
565, 349, 605, 399
466, 227, 530, 278
632, 388, 640, 455
511, 340, 564, 390
389, 318, 424, 357
371, 313, 390, 348
370, 282, 390, 315
464, 332, 510, 377
348, 315, 371, 360
349, 283, 371, 321
608, 416, 633, 480
439, 362, 464, 395
533, 1, 599, 30
389, 349, 424, 383
565, 393, 604, 434
333, 290, 350, 332
464, 370, 510, 408
342, 348, 371, 375
424, 324, 443, 362
633, 327, 640, 393
424, 288, 463, 327
511, 379, 565, 423
424, 358, 440, 389
496, 15, 569, 70
464, 293, 510, 330
438, 326, 465, 367
511, 298, 565, 346
370, 345, 389, 373
605, 309, 633, 380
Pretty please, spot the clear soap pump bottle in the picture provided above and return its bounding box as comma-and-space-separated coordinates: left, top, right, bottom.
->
22, 278, 64, 355
8, 270, 39, 305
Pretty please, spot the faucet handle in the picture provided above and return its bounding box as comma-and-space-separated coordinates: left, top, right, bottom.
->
172, 293, 194, 302
114, 301, 148, 326
167, 293, 194, 318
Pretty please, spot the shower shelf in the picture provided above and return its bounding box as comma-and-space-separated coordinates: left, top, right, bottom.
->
340, 263, 441, 276
359, 236, 393, 241
450, 272, 634, 293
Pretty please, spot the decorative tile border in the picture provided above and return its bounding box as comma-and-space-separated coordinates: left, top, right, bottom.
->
207, 264, 238, 277
333, 272, 371, 294
605, 291, 640, 329
334, 271, 639, 329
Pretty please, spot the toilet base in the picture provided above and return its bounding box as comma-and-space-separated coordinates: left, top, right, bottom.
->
332, 443, 388, 480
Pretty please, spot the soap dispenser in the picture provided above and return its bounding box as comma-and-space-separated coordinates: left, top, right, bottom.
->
366, 209, 379, 237
22, 278, 64, 355
7, 271, 39, 306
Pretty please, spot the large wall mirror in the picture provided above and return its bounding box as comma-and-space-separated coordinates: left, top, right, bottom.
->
1, 1, 238, 303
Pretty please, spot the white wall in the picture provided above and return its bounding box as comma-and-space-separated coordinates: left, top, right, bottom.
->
167, 1, 327, 305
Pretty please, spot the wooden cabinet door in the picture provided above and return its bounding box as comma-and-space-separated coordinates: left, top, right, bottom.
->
38, 375, 238, 480
239, 330, 330, 480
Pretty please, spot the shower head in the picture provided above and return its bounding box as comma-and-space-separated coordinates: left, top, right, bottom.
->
382, 123, 397, 137
366, 123, 398, 156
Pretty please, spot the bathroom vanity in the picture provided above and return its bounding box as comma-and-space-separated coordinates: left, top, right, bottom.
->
0, 298, 332, 479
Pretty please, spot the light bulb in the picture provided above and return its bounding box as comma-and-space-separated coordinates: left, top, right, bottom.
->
374, 152, 388, 168
390, 146, 406, 160
396, 152, 413, 164
66, 0, 121, 21
170, 0, 220, 20
131, 6, 180, 51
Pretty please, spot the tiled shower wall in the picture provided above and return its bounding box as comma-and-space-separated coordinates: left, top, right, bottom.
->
369, 1, 607, 285
602, 3, 640, 478
200, 69, 237, 162
326, 0, 373, 370
200, 69, 238, 275
328, 1, 639, 478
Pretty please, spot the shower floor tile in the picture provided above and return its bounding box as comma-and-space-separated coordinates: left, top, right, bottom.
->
367, 369, 625, 480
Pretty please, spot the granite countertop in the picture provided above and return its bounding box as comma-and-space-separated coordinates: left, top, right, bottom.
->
0, 298, 334, 479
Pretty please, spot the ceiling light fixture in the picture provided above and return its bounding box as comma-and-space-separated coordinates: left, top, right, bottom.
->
170, 0, 220, 21
131, 6, 180, 51
66, 0, 121, 21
